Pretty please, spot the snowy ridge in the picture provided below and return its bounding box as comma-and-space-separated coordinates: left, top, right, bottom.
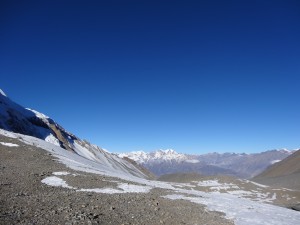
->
119, 149, 294, 165
119, 149, 188, 163
0, 91, 61, 146
0, 90, 149, 179
0, 129, 147, 179
118, 151, 149, 163
0, 89, 7, 97
26, 108, 50, 122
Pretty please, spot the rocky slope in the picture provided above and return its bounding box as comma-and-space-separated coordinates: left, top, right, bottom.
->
0, 134, 233, 225
253, 149, 300, 189
120, 149, 294, 178
1, 131, 299, 224
0, 89, 149, 179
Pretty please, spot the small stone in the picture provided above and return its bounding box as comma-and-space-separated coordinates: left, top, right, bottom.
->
291, 203, 300, 211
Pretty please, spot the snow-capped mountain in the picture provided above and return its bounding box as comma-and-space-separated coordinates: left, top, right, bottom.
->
0, 89, 149, 179
119, 149, 295, 178
119, 149, 187, 164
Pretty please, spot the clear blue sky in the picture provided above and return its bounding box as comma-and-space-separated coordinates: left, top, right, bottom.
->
1, 0, 299, 153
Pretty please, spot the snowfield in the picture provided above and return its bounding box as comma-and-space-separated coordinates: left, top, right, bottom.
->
1, 129, 300, 225
164, 192, 299, 225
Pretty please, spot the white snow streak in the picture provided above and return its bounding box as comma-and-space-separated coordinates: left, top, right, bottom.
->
79, 183, 152, 194
52, 171, 71, 176
0, 142, 19, 147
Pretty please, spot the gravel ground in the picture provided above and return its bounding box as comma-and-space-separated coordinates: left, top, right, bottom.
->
0, 135, 233, 225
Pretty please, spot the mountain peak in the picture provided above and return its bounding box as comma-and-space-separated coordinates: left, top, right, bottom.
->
119, 149, 187, 164
157, 149, 177, 154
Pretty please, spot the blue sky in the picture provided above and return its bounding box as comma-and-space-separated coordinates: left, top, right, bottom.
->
1, 1, 300, 153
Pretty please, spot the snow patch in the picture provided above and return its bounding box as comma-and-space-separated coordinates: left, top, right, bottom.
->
45, 133, 60, 146
118, 183, 152, 193
79, 183, 152, 194
197, 180, 223, 187
0, 142, 19, 147
270, 159, 281, 164
52, 171, 71, 176
164, 192, 300, 225
79, 188, 122, 194
210, 185, 240, 191
41, 176, 74, 189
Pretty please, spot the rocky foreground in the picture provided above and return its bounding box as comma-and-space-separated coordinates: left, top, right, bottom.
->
0, 135, 233, 225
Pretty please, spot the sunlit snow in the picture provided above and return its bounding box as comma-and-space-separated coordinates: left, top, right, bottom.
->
52, 171, 71, 176
41, 176, 74, 189
79, 183, 152, 194
0, 142, 19, 147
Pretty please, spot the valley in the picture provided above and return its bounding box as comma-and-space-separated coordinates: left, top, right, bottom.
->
1, 90, 300, 225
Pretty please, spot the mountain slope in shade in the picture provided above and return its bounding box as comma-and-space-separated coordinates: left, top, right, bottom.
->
252, 149, 300, 189
120, 149, 294, 178
0, 89, 149, 179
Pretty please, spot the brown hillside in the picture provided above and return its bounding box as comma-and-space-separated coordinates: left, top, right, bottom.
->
253, 149, 300, 189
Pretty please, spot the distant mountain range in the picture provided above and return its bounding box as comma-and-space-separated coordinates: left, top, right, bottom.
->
119, 148, 296, 178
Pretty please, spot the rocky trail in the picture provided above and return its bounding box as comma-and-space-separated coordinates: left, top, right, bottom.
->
0, 135, 233, 225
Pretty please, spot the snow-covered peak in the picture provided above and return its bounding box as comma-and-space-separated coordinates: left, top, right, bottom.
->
26, 108, 49, 119
152, 149, 186, 161
119, 149, 187, 164
0, 89, 7, 97
278, 148, 292, 153
119, 151, 149, 163
26, 108, 51, 125
265, 148, 296, 155
155, 149, 176, 155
